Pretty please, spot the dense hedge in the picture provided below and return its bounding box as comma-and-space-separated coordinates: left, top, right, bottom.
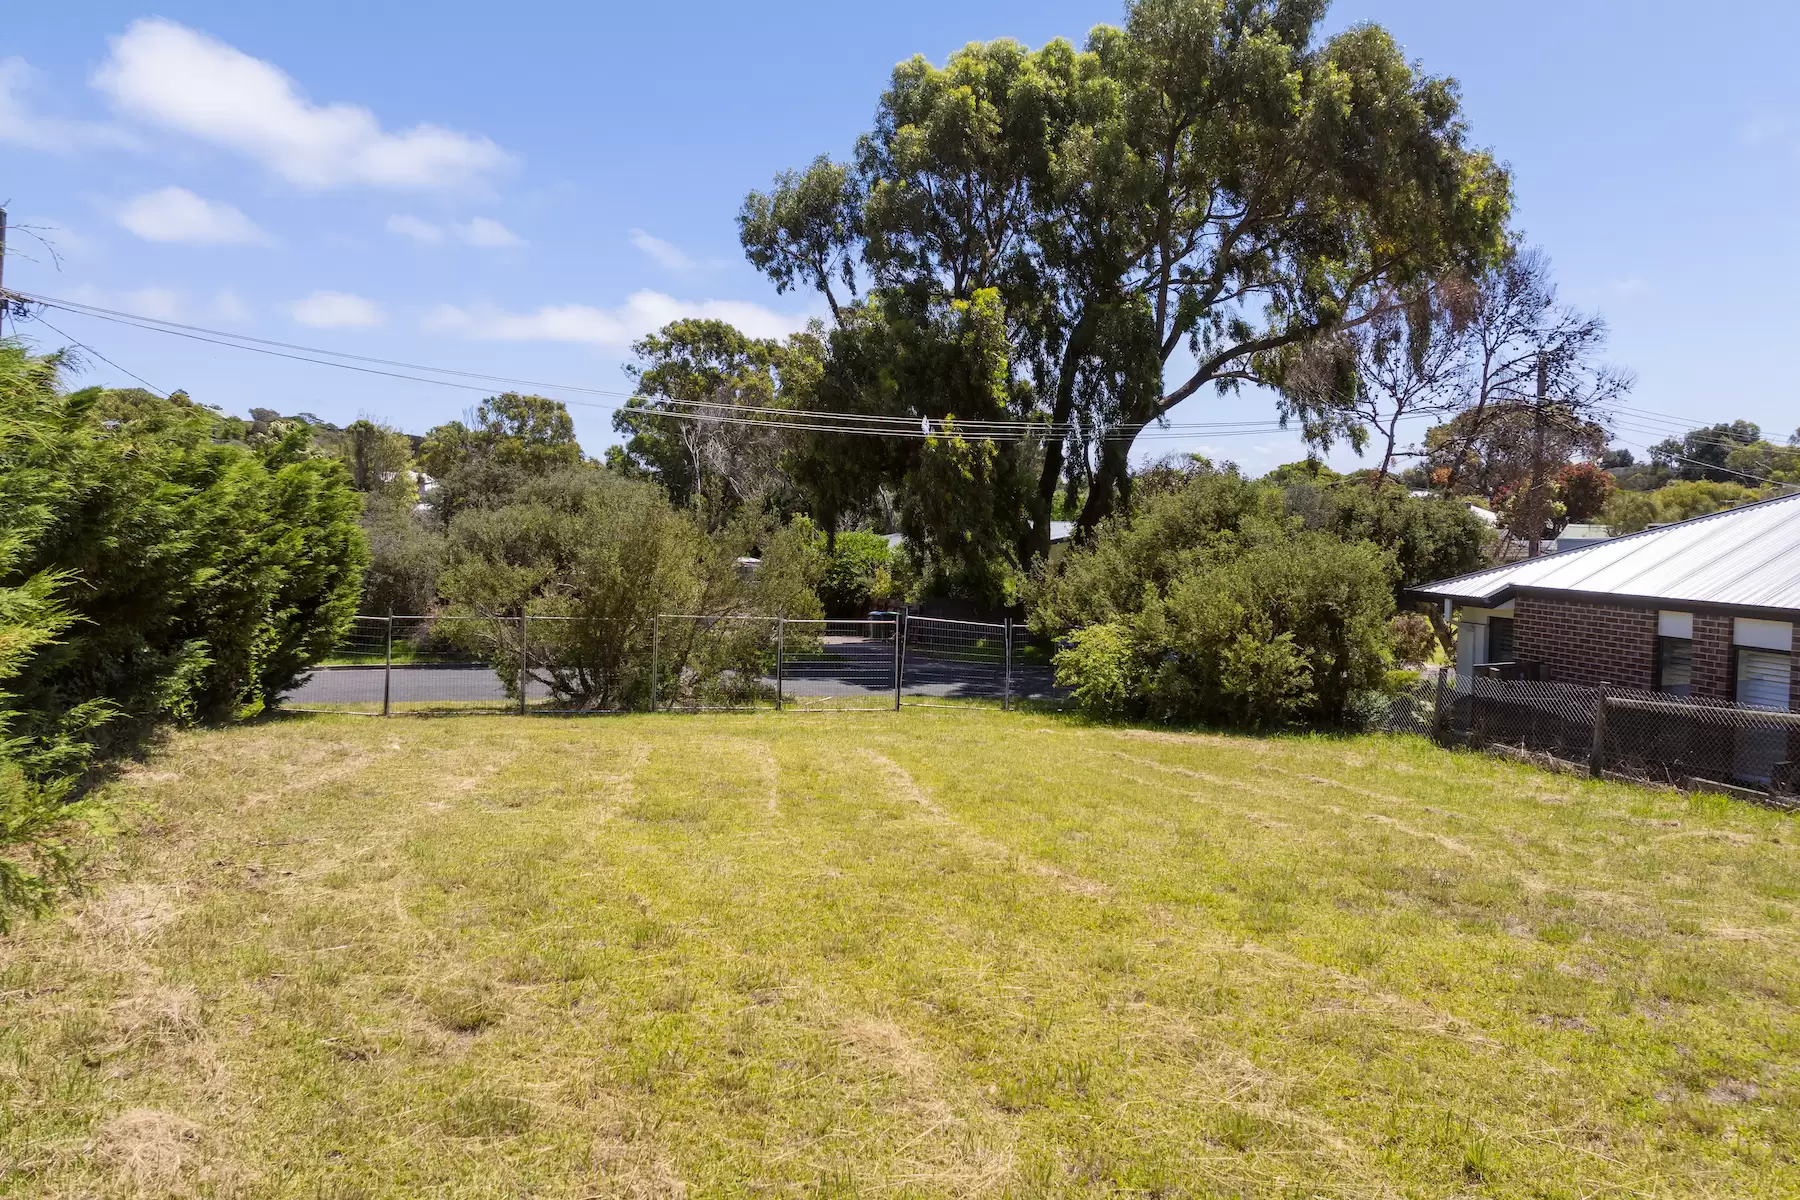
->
0, 345, 366, 927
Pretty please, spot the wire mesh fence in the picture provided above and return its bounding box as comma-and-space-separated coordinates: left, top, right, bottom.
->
778, 619, 899, 710
650, 615, 780, 712
284, 612, 1068, 717
1367, 671, 1800, 802
899, 617, 1011, 707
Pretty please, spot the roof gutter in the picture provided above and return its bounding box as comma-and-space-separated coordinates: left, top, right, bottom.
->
1403, 583, 1800, 624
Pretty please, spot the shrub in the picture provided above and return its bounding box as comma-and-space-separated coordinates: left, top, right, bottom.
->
815, 530, 893, 615
3, 362, 366, 748
1601, 480, 1765, 535
438, 468, 821, 709
1389, 612, 1438, 663
1037, 464, 1397, 728
1149, 535, 1395, 727
0, 344, 366, 925
1052, 624, 1137, 719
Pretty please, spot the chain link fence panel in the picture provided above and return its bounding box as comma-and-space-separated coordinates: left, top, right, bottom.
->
1365, 671, 1800, 803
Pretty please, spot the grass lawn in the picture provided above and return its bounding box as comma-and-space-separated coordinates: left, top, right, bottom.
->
2, 710, 1797, 1197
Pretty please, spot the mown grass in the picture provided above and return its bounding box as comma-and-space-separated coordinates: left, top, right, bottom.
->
1, 709, 1797, 1197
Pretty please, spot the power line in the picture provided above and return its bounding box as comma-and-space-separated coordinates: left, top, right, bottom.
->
19, 288, 1791, 467
11, 290, 1307, 442
30, 314, 169, 397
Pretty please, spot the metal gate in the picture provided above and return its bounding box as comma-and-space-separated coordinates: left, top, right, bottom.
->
899, 616, 1013, 708
776, 618, 899, 710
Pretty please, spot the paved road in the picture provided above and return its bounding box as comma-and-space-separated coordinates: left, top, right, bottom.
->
284, 641, 1064, 709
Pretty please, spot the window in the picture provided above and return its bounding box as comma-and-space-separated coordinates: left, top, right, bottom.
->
1736, 647, 1792, 711
1655, 637, 1693, 697
1486, 617, 1514, 664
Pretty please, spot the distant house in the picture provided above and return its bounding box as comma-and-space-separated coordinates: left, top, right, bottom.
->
1551, 522, 1613, 552
1410, 491, 1800, 713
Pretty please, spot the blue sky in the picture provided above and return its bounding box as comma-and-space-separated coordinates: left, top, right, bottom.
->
4, 1, 1798, 474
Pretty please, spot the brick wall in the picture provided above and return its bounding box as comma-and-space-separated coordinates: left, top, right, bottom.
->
1514, 596, 1656, 689
1691, 613, 1734, 702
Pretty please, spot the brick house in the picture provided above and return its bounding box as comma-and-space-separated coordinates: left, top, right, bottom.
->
1410, 491, 1800, 714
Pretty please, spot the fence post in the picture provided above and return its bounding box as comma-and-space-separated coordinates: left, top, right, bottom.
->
651, 617, 660, 712
1431, 669, 1449, 745
775, 618, 785, 712
518, 614, 529, 716
893, 611, 904, 711
382, 611, 393, 718
1003, 617, 1013, 712
1589, 685, 1611, 779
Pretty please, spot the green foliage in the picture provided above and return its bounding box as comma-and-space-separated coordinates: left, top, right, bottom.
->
0, 342, 367, 926
612, 320, 798, 523
1052, 623, 1137, 719
778, 290, 1037, 608
417, 392, 582, 521
1388, 613, 1438, 664
438, 468, 821, 709
1034, 463, 1397, 727
747, 0, 1511, 547
1601, 480, 1768, 535
1650, 420, 1763, 482
359, 514, 443, 617
341, 419, 419, 511
738, 156, 862, 320
6, 386, 367, 740
815, 530, 894, 615
1148, 536, 1395, 727
1279, 470, 1490, 594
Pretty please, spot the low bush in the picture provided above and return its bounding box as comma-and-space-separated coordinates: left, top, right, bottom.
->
1034, 466, 1398, 728
438, 468, 821, 709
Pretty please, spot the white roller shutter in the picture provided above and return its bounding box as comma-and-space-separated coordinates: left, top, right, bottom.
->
1737, 649, 1792, 712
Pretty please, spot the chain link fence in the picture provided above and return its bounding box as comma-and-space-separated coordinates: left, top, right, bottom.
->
1365, 672, 1800, 803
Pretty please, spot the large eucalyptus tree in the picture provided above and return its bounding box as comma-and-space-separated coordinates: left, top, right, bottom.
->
740, 0, 1510, 562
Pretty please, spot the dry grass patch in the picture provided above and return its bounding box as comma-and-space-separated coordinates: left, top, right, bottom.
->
1, 710, 1797, 1197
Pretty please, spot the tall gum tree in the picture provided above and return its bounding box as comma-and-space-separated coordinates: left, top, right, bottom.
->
741, 0, 1510, 561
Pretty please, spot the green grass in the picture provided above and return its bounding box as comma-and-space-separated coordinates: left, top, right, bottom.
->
2, 710, 1797, 1197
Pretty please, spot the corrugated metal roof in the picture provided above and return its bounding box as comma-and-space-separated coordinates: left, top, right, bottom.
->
1411, 489, 1800, 614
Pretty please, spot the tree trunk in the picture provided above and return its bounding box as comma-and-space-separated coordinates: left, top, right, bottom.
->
1525, 354, 1549, 558
1024, 311, 1095, 565
1076, 422, 1142, 535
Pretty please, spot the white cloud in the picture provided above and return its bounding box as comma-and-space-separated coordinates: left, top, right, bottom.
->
0, 57, 139, 153
212, 288, 252, 322
289, 290, 385, 328
630, 229, 698, 271
386, 213, 444, 244
387, 214, 523, 248
120, 286, 185, 322
423, 291, 810, 349
92, 19, 513, 190
60, 283, 251, 323
1740, 114, 1792, 148
117, 186, 269, 245
459, 216, 524, 248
